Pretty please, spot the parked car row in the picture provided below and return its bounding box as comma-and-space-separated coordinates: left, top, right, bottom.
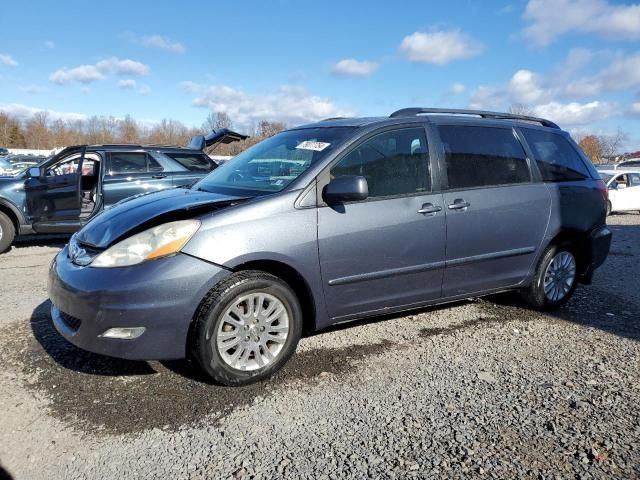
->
596, 158, 640, 171
44, 108, 611, 386
598, 169, 640, 215
0, 153, 45, 175
0, 128, 247, 252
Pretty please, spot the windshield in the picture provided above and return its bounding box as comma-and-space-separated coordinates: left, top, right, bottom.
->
600, 173, 614, 184
194, 127, 355, 195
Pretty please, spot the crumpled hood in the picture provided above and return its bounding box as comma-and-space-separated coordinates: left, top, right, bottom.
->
76, 187, 246, 248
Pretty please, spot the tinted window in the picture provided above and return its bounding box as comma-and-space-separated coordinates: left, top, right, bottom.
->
166, 152, 214, 172
331, 128, 430, 198
108, 152, 147, 174
196, 127, 354, 195
522, 129, 591, 182
629, 173, 640, 187
439, 125, 530, 190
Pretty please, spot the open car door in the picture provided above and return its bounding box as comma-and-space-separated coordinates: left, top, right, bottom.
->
186, 128, 249, 151
25, 146, 85, 232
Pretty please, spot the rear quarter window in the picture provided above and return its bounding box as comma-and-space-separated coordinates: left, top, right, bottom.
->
522, 129, 591, 182
438, 125, 531, 190
165, 152, 215, 172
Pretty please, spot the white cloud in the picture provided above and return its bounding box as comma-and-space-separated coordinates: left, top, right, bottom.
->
523, 0, 640, 46
44, 41, 55, 49
332, 59, 379, 77
140, 35, 186, 54
0, 54, 18, 67
95, 57, 149, 76
448, 83, 466, 95
566, 53, 640, 96
532, 101, 617, 125
138, 85, 151, 96
399, 30, 482, 65
507, 69, 551, 104
49, 65, 105, 84
469, 86, 505, 110
0, 103, 86, 122
49, 57, 149, 84
117, 79, 137, 90
17, 85, 44, 95
181, 82, 353, 128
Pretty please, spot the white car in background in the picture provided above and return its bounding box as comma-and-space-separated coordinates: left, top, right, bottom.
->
600, 169, 640, 215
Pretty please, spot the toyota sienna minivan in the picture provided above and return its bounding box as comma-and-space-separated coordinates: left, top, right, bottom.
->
48, 108, 612, 385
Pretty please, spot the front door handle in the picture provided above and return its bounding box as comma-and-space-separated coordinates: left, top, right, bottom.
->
417, 203, 442, 215
448, 199, 470, 210
152, 173, 167, 179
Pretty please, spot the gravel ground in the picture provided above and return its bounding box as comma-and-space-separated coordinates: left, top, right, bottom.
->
0, 216, 639, 479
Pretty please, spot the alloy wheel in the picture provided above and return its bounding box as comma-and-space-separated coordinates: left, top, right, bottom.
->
214, 292, 290, 371
543, 251, 576, 302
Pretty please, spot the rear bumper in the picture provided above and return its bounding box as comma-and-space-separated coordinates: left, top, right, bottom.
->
580, 225, 612, 284
48, 248, 230, 360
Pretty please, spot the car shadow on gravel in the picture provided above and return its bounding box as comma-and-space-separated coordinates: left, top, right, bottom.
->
3, 300, 397, 434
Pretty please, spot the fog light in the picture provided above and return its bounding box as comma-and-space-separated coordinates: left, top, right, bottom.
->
100, 327, 146, 339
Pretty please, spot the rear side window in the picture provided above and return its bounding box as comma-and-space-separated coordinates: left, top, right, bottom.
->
522, 129, 591, 182
439, 125, 531, 190
331, 128, 430, 198
165, 152, 215, 172
108, 152, 148, 174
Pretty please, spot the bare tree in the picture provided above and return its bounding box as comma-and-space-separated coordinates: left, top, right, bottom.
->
118, 115, 141, 144
600, 129, 627, 161
203, 111, 233, 131
23, 111, 51, 149
508, 104, 535, 116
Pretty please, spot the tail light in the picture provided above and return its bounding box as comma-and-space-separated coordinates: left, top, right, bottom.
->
595, 179, 608, 201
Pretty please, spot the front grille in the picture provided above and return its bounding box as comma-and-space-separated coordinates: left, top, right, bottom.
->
60, 311, 82, 332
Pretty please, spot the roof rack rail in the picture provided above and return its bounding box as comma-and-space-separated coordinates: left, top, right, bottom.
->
389, 107, 559, 129
321, 116, 349, 122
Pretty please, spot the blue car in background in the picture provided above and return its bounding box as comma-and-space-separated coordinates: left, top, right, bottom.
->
0, 128, 247, 251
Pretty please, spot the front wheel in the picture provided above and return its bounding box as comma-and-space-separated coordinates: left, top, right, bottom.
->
0, 211, 16, 253
191, 270, 303, 386
520, 244, 578, 311
606, 201, 612, 216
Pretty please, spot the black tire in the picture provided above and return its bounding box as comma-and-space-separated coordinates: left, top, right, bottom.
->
520, 243, 578, 311
606, 200, 612, 216
191, 270, 303, 386
0, 211, 16, 253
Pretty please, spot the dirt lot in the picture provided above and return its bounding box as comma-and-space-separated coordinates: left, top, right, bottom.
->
1, 216, 639, 479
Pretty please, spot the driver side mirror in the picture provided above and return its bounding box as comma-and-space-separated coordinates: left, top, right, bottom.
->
323, 175, 368, 204
28, 167, 41, 178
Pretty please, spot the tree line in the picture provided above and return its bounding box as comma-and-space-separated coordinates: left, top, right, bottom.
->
0, 111, 286, 156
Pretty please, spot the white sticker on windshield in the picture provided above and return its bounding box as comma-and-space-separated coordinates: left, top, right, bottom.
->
296, 141, 331, 151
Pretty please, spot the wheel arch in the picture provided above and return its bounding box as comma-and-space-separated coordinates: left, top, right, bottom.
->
0, 199, 22, 233
543, 228, 592, 279
231, 259, 317, 335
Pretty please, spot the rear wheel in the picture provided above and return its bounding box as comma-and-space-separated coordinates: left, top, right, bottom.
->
191, 270, 302, 386
606, 200, 612, 216
0, 211, 16, 253
520, 244, 578, 311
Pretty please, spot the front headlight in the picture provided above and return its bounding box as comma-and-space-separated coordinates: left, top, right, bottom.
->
91, 219, 200, 268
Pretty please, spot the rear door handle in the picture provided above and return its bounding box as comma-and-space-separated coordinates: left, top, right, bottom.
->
448, 199, 470, 210
417, 203, 442, 215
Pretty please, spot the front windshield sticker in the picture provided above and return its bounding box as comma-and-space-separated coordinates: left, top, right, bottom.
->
296, 141, 331, 152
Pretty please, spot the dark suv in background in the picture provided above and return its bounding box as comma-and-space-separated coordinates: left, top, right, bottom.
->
0, 128, 246, 251
48, 108, 611, 386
